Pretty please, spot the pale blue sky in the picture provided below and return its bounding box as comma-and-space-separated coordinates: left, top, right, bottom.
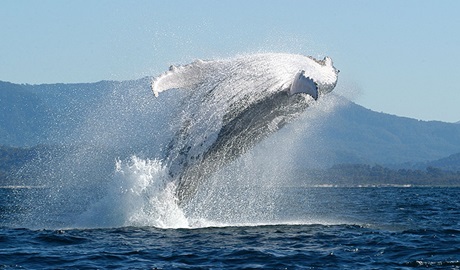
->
1, 0, 459, 122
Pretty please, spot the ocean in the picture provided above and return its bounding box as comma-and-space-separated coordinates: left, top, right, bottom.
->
2, 186, 460, 269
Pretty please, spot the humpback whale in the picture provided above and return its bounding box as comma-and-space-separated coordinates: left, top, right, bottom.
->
151, 53, 339, 204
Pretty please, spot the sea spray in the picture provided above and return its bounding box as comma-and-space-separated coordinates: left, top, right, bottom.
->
180, 94, 338, 226
76, 156, 189, 229
16, 53, 343, 229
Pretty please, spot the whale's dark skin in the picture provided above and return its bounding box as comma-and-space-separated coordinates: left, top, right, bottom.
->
173, 90, 312, 204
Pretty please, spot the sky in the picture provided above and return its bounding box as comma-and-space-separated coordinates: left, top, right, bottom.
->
1, 0, 459, 123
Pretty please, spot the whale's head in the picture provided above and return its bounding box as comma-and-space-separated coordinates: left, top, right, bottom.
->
288, 56, 338, 100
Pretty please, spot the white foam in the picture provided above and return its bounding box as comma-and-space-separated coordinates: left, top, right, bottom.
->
75, 156, 189, 229
21, 53, 345, 230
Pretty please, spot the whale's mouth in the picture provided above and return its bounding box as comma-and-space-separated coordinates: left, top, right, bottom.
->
288, 70, 319, 100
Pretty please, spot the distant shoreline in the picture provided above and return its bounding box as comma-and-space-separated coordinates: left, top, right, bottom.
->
0, 185, 46, 189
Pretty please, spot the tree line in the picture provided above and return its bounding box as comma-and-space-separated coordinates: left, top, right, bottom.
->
302, 164, 460, 186
2, 146, 460, 187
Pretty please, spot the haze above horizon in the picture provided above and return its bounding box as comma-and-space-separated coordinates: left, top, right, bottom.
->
1, 0, 459, 122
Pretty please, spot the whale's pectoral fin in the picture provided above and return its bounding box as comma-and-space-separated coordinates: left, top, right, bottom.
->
289, 70, 318, 100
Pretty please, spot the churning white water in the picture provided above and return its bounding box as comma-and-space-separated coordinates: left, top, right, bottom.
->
20, 53, 345, 229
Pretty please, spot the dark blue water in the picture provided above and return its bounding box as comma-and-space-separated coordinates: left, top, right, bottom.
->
2, 187, 460, 269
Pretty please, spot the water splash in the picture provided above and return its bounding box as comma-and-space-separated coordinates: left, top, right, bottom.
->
17, 53, 344, 229
75, 157, 188, 229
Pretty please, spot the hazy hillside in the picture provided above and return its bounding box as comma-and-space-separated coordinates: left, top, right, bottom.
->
300, 100, 460, 166
423, 152, 460, 171
0, 80, 121, 146
1, 79, 460, 167
0, 81, 51, 146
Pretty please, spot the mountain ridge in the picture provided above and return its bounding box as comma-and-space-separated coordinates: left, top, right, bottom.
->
1, 79, 460, 167
292, 98, 460, 167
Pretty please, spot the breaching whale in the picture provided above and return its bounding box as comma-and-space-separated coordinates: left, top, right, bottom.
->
151, 53, 339, 205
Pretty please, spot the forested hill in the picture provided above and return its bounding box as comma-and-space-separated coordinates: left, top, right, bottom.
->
294, 100, 460, 166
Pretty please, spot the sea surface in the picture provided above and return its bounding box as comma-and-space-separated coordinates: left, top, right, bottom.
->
1, 186, 460, 269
